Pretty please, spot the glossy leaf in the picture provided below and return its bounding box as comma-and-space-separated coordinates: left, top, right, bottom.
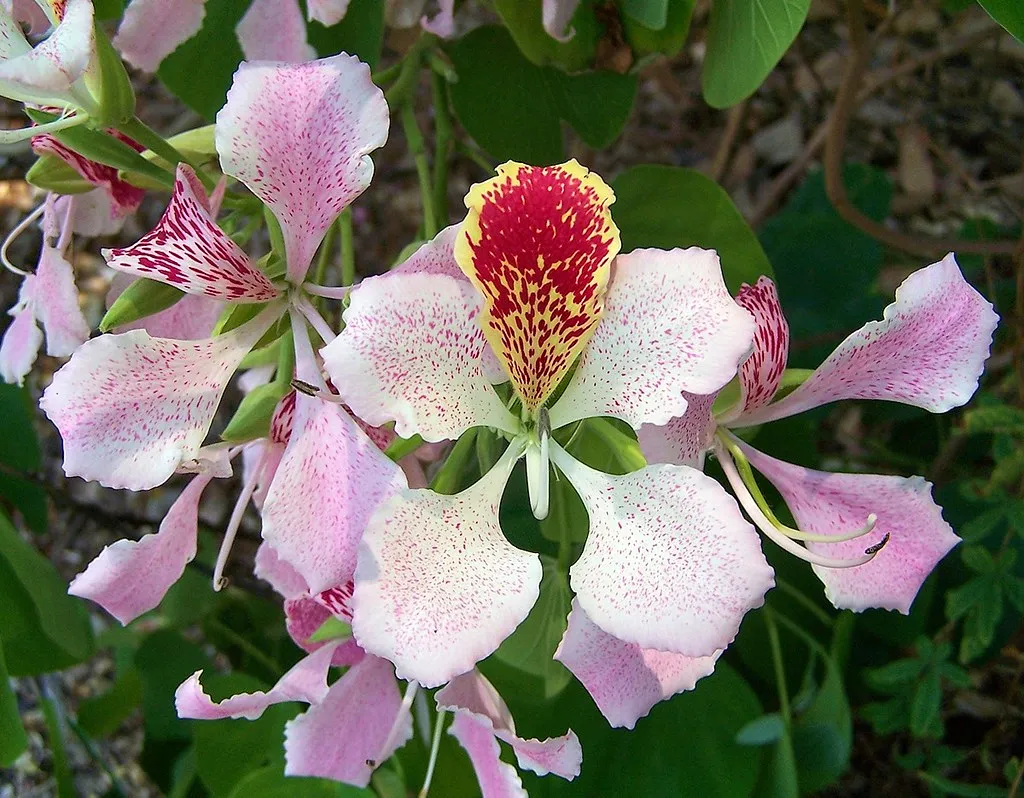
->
494, 0, 600, 70
0, 638, 27, 767
26, 155, 95, 195
620, 0, 669, 28
978, 0, 1024, 42
307, 0, 386, 69
228, 765, 374, 797
221, 381, 290, 443
702, 0, 811, 108
0, 384, 47, 534
622, 0, 695, 58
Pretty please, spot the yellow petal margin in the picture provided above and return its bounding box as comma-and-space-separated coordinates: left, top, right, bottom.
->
454, 160, 621, 416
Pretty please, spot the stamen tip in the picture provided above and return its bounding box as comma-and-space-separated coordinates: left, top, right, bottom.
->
864, 532, 890, 556
291, 378, 319, 396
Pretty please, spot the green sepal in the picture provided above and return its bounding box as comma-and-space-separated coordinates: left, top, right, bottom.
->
621, 0, 696, 59
85, 24, 136, 127
307, 616, 352, 644
100, 278, 186, 332
26, 109, 172, 188
26, 155, 94, 196
493, 0, 600, 71
221, 381, 290, 443
214, 302, 289, 350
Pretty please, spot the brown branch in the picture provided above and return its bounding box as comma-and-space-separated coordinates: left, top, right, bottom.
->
824, 0, 1016, 257
710, 101, 746, 184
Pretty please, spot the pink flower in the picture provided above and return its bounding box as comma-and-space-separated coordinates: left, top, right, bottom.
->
323, 161, 773, 689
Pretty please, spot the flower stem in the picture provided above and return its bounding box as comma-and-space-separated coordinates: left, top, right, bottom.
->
419, 709, 447, 798
763, 607, 792, 726
401, 102, 438, 239
385, 433, 425, 462
431, 430, 479, 495
118, 117, 216, 192
775, 577, 834, 628
431, 69, 453, 226
339, 209, 355, 287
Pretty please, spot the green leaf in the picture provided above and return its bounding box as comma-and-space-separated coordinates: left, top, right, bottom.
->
917, 771, 1010, 797
93, 0, 125, 19
193, 673, 301, 797
962, 545, 995, 573
493, 0, 600, 70
611, 164, 773, 292
621, 0, 696, 59
753, 734, 799, 798
0, 384, 47, 534
977, 0, 1024, 42
101, 278, 187, 332
735, 713, 785, 746
865, 657, 925, 690
26, 155, 95, 195
620, 0, 670, 28
135, 629, 211, 740
960, 505, 1007, 543
964, 403, 1024, 436
0, 638, 27, 767
86, 25, 136, 127
792, 651, 852, 792
0, 510, 93, 674
492, 557, 572, 699
78, 666, 144, 738
228, 764, 373, 797
308, 615, 352, 643
221, 381, 290, 443
909, 668, 943, 738
307, 0, 386, 69
702, 0, 811, 108
447, 26, 637, 164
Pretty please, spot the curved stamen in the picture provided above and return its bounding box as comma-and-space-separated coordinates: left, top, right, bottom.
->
290, 379, 347, 403
293, 294, 336, 344
372, 681, 419, 771
289, 306, 327, 391
0, 111, 86, 145
303, 282, 352, 300
419, 708, 447, 798
1, 202, 45, 276
213, 443, 266, 590
716, 441, 889, 569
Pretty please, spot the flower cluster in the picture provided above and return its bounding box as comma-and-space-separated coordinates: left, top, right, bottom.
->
0, 11, 999, 794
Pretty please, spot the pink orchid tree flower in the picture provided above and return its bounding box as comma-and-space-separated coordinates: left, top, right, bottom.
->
323, 160, 774, 690
640, 256, 999, 615
0, 194, 89, 385
114, 0, 208, 73
0, 0, 99, 142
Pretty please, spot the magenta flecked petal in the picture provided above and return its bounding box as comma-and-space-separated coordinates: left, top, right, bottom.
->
449, 713, 527, 798
236, 0, 315, 62
637, 391, 717, 469
549, 247, 755, 432
114, 0, 206, 72
175, 641, 339, 721
283, 595, 364, 667
735, 255, 999, 427
253, 541, 308, 598
216, 54, 388, 284
40, 304, 280, 490
739, 440, 961, 614
284, 655, 409, 788
555, 600, 720, 729
103, 165, 279, 302
33, 133, 145, 218
33, 251, 89, 358
260, 395, 406, 594
68, 473, 214, 624
733, 276, 789, 417
0, 305, 42, 386
552, 444, 774, 657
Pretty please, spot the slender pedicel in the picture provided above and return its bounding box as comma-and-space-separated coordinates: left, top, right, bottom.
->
419, 709, 447, 798
213, 444, 266, 590
1, 202, 45, 276
373, 681, 419, 770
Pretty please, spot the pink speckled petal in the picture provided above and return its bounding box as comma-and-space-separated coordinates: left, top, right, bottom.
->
254, 540, 308, 598
109, 278, 224, 340
550, 442, 773, 656
307, 0, 350, 26
421, 0, 454, 36
3, 0, 49, 37
103, 165, 279, 302
283, 594, 364, 667
323, 270, 516, 442
0, 0, 92, 106
236, 0, 315, 62
449, 712, 526, 798
33, 133, 145, 218
732, 277, 789, 417
176, 641, 338, 721
543, 0, 580, 41
68, 473, 213, 624
352, 445, 542, 688
437, 670, 582, 780
637, 391, 717, 469
34, 248, 89, 359
40, 303, 280, 490
114, 0, 206, 72
284, 655, 410, 787
216, 55, 388, 284
261, 395, 406, 594
0, 301, 42, 386
57, 191, 123, 237
555, 599, 720, 729
738, 439, 960, 614
734, 255, 999, 427
549, 248, 755, 431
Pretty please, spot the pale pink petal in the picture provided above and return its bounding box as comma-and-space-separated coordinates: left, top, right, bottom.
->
732, 277, 789, 417
175, 441, 234, 477
555, 600, 720, 729
103, 165, 280, 302
0, 0, 92, 105
114, 0, 207, 73
254, 540, 308, 598
236, 0, 315, 62
58, 192, 123, 238
33, 134, 146, 218
549, 248, 755, 431
284, 655, 410, 788
550, 443, 774, 657
0, 4, 31, 61
637, 391, 717, 469
323, 270, 516, 442
543, 0, 580, 41
738, 440, 960, 614
307, 0, 350, 26
40, 304, 280, 490
261, 395, 406, 594
0, 306, 42, 386
420, 0, 454, 37
68, 473, 213, 624
112, 288, 224, 340
352, 448, 542, 688
437, 670, 582, 780
216, 54, 388, 284
34, 247, 89, 357
175, 641, 338, 721
449, 713, 526, 798
734, 255, 999, 427
4, 0, 50, 36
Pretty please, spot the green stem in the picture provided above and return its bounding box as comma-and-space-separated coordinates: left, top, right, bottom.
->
315, 219, 337, 287
119, 117, 216, 192
36, 677, 75, 798
274, 329, 295, 386
205, 618, 281, 678
401, 102, 438, 238
385, 34, 434, 108
454, 140, 494, 174
385, 433, 425, 462
775, 577, 834, 628
431, 430, 479, 495
66, 716, 128, 798
340, 210, 355, 287
431, 70, 453, 223
764, 607, 792, 726
372, 60, 403, 86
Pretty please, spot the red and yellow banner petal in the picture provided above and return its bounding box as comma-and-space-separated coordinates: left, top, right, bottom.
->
455, 160, 620, 415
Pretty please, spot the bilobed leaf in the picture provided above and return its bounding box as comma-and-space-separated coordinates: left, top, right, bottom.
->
702, 0, 811, 108
612, 165, 773, 292
977, 0, 1024, 42
0, 638, 27, 767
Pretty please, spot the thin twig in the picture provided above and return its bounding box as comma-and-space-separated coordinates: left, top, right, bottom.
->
710, 101, 746, 184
